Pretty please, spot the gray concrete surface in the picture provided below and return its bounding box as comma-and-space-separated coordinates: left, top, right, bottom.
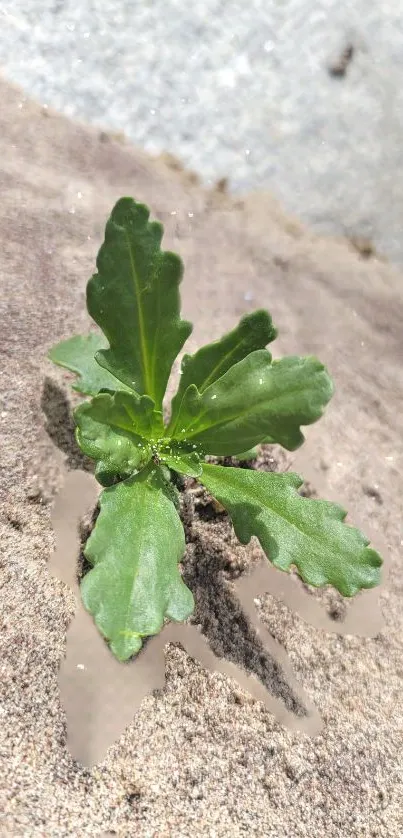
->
1, 1, 403, 263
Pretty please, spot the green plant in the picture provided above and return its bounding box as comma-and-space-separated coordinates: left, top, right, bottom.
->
48, 198, 382, 661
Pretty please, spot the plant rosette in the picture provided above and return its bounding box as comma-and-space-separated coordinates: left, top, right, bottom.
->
49, 198, 382, 662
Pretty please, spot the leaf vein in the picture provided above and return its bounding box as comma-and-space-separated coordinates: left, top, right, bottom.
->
125, 230, 151, 397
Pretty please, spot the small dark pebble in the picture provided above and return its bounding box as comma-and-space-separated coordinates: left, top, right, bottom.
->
328, 44, 354, 78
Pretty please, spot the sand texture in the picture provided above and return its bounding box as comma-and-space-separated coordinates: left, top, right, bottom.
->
0, 78, 402, 837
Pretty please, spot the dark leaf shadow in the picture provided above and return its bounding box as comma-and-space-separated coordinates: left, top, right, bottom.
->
41, 377, 94, 473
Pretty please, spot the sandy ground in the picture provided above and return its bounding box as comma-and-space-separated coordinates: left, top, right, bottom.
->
0, 78, 402, 836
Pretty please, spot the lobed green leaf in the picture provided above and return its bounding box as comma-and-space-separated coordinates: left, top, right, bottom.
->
168, 309, 277, 430
199, 464, 382, 596
48, 333, 130, 396
170, 350, 334, 456
86, 198, 192, 409
74, 390, 161, 484
81, 465, 194, 660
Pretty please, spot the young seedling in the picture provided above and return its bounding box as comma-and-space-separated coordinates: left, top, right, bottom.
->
49, 198, 382, 662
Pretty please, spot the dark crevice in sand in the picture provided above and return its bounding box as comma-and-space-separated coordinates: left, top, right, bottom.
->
183, 537, 306, 717
178, 453, 306, 718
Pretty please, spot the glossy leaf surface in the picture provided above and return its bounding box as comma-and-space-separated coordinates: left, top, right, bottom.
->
81, 465, 194, 660
87, 198, 192, 408
171, 351, 334, 456
74, 390, 161, 484
48, 333, 130, 396
200, 464, 382, 596
169, 309, 277, 429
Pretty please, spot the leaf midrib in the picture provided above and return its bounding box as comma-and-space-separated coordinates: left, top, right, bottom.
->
197, 335, 249, 392
168, 336, 250, 436
124, 481, 146, 641
204, 468, 354, 569
178, 378, 324, 441
125, 230, 152, 398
